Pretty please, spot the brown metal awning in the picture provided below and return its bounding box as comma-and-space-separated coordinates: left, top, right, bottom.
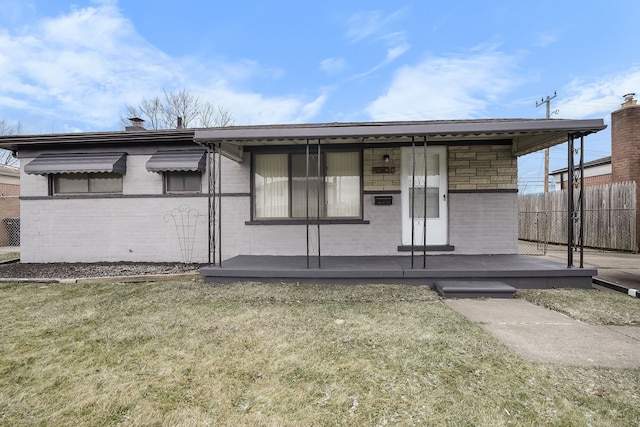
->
24, 152, 127, 175
145, 149, 206, 172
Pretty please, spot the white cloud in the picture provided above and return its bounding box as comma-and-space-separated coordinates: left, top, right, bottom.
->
557, 68, 640, 119
343, 9, 410, 80
385, 42, 409, 62
345, 8, 408, 43
196, 84, 329, 125
366, 48, 521, 121
296, 92, 329, 123
345, 10, 386, 43
320, 57, 348, 75
0, 2, 322, 131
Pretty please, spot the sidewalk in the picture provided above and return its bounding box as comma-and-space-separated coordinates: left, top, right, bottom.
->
446, 298, 640, 368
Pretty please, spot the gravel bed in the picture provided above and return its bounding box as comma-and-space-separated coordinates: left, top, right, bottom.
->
0, 262, 205, 279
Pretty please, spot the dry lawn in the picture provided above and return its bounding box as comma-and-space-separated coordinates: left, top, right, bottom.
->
0, 281, 639, 426
518, 288, 640, 325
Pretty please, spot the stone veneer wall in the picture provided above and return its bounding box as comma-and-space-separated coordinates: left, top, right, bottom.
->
364, 145, 518, 192
363, 148, 401, 192
448, 145, 517, 191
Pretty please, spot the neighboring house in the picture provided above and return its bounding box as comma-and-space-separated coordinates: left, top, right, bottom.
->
0, 164, 20, 196
551, 93, 639, 190
550, 156, 612, 191
0, 118, 605, 269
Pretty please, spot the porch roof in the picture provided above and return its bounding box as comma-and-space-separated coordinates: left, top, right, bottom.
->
194, 118, 606, 161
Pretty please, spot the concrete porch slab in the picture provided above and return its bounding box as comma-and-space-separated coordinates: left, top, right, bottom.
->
201, 254, 597, 288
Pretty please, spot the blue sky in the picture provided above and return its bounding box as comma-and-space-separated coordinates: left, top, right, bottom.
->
1, 0, 639, 192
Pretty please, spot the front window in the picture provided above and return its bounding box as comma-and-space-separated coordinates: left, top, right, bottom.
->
52, 173, 123, 195
253, 151, 361, 219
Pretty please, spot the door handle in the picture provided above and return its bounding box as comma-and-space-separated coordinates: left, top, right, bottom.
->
443, 194, 446, 202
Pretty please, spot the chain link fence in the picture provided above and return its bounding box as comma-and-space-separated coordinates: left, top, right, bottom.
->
0, 196, 20, 246
518, 212, 549, 255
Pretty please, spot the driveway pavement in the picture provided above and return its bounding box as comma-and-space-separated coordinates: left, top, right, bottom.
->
446, 298, 640, 369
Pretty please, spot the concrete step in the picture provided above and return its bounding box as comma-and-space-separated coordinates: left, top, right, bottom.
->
434, 280, 516, 299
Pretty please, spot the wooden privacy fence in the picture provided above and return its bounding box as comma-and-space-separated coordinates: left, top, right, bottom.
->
519, 181, 637, 252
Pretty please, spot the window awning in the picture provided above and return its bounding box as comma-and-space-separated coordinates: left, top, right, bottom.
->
145, 149, 206, 172
24, 153, 127, 175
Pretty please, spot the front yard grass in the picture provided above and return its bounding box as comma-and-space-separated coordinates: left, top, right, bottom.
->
1, 281, 638, 426
518, 288, 640, 325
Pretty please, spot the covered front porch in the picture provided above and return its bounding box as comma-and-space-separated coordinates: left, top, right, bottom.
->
195, 118, 606, 289
201, 254, 596, 288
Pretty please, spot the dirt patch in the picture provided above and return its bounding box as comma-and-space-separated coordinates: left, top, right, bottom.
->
0, 262, 205, 279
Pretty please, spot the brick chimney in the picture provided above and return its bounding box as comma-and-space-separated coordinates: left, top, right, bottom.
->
611, 93, 640, 183
611, 93, 640, 249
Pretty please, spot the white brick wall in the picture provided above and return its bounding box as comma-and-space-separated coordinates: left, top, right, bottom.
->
124, 154, 163, 195
448, 192, 518, 254
21, 197, 209, 263
218, 153, 251, 194
218, 194, 402, 259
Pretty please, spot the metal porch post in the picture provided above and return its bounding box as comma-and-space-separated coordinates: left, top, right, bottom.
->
217, 143, 223, 267
567, 133, 574, 268
579, 135, 585, 268
306, 139, 310, 269
207, 143, 216, 265
422, 136, 427, 268
411, 136, 416, 268
317, 139, 322, 269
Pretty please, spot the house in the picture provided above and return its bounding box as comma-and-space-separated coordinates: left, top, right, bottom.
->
550, 156, 612, 191
551, 93, 639, 190
0, 117, 606, 287
0, 164, 20, 196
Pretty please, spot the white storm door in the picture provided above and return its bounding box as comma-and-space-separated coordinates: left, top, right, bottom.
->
401, 146, 448, 245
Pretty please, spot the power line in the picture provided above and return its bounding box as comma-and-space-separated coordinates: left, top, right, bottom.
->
536, 91, 557, 193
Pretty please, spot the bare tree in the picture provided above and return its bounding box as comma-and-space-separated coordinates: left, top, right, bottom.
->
124, 97, 164, 130
199, 104, 234, 128
122, 89, 234, 130
0, 120, 21, 166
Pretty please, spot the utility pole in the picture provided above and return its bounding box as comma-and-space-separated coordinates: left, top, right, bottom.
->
537, 91, 557, 193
